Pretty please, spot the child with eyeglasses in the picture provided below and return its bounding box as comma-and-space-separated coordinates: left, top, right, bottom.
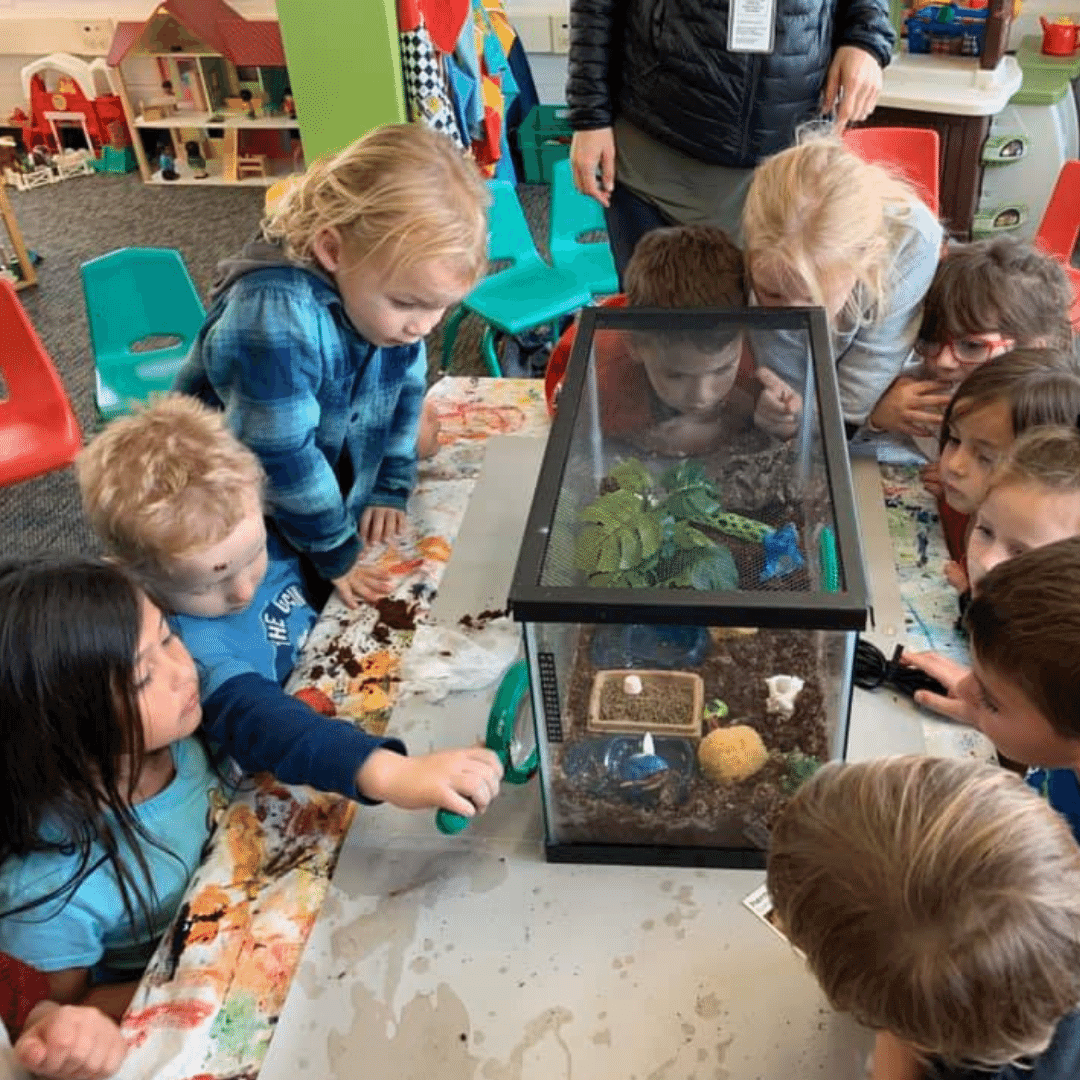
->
864, 237, 1074, 455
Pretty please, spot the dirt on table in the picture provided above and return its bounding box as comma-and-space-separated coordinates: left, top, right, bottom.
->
551, 626, 832, 853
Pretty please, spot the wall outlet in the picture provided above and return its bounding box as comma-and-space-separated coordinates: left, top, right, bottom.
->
79, 20, 113, 54
551, 16, 570, 52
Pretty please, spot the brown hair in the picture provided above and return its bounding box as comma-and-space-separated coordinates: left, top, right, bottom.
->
990, 424, 1080, 495
623, 226, 747, 353
262, 122, 488, 285
919, 237, 1073, 352
768, 755, 1080, 1069
966, 536, 1080, 740
77, 394, 265, 578
743, 136, 922, 329
623, 226, 746, 308
938, 347, 1080, 453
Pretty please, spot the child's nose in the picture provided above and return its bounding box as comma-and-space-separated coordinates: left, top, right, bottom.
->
227, 576, 256, 607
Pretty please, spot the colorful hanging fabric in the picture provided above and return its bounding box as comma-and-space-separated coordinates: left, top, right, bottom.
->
398, 19, 467, 150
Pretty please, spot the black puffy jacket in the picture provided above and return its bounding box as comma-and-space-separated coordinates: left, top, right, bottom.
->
566, 0, 895, 168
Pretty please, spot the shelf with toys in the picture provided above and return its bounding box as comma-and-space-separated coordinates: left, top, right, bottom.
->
107, 0, 305, 187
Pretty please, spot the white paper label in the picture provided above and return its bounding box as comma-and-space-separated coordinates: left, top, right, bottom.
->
728, 0, 776, 53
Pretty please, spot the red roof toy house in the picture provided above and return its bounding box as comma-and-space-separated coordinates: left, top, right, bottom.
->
106, 0, 303, 185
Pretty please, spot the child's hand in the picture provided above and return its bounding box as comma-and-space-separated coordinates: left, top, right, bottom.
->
869, 377, 952, 438
356, 746, 504, 816
332, 562, 393, 609
415, 398, 442, 460
15, 1000, 128, 1080
360, 506, 406, 545
754, 367, 801, 439
943, 559, 969, 594
901, 650, 974, 725
920, 460, 943, 497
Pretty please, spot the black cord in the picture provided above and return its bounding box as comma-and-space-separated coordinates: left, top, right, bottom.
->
854, 637, 948, 698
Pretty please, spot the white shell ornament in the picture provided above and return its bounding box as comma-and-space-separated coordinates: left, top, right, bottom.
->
765, 674, 805, 718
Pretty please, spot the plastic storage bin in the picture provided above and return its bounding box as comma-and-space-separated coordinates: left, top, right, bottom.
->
508, 306, 868, 867
518, 105, 573, 183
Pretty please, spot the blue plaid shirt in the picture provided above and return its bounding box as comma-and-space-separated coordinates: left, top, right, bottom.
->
175, 264, 427, 580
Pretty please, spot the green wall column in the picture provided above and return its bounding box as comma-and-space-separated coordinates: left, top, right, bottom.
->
276, 0, 406, 160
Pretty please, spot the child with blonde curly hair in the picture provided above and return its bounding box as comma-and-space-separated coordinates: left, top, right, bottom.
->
175, 123, 488, 609
743, 136, 943, 437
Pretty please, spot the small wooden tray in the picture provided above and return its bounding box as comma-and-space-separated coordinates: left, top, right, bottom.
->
587, 669, 704, 738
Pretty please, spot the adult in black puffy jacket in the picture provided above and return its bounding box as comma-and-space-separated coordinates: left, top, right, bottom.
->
567, 0, 896, 278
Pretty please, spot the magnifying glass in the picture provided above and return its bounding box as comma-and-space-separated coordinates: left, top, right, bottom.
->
435, 658, 539, 835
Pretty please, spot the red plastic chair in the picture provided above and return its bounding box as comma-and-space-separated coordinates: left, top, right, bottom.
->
0, 279, 82, 486
1034, 160, 1080, 333
842, 126, 941, 216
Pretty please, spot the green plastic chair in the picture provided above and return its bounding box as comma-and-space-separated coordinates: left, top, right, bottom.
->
548, 158, 618, 297
441, 180, 592, 376
81, 248, 206, 421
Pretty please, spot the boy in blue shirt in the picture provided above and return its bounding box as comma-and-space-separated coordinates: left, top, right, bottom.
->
909, 536, 1080, 842
77, 395, 502, 818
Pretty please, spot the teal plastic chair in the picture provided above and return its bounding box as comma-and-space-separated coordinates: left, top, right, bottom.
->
548, 158, 618, 296
81, 248, 206, 421
441, 181, 592, 376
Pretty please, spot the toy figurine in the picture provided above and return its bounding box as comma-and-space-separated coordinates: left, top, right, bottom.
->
158, 141, 178, 181
185, 139, 208, 179
239, 89, 256, 120
282, 85, 296, 120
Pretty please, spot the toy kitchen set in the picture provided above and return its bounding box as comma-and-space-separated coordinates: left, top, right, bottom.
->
867, 0, 1080, 240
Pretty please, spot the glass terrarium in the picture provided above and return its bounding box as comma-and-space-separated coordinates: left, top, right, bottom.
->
508, 307, 867, 868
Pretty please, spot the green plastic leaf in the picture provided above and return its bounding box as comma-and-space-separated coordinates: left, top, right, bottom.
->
618, 527, 642, 570
636, 515, 662, 560
579, 487, 644, 526
671, 521, 713, 549
598, 532, 624, 573
574, 524, 605, 570
609, 458, 653, 494
688, 545, 740, 591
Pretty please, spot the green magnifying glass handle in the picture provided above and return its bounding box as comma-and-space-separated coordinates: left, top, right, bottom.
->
435, 658, 533, 836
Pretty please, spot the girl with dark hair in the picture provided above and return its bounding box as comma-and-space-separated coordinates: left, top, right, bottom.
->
0, 556, 230, 1068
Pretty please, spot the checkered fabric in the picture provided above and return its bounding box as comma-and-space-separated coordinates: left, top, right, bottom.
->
400, 25, 467, 149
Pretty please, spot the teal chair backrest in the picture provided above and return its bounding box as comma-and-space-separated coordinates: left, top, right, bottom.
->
548, 157, 606, 259
486, 181, 544, 270
81, 247, 206, 417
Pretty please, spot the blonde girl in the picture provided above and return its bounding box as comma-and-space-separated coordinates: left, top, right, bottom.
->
743, 136, 943, 436
175, 123, 489, 609
966, 424, 1080, 593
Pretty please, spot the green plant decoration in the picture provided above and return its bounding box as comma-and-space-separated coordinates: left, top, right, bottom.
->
781, 750, 821, 793
575, 459, 745, 590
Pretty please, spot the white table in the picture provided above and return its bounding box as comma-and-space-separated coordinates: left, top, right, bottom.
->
256, 440, 926, 1080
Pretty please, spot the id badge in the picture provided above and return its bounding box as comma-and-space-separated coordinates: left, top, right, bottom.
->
727, 0, 776, 53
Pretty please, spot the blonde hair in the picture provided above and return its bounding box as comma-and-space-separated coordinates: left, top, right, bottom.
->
990, 424, 1080, 496
767, 755, 1080, 1069
743, 136, 923, 329
77, 394, 265, 577
262, 122, 489, 284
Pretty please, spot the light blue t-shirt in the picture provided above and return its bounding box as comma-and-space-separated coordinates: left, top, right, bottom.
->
0, 738, 226, 974
172, 530, 316, 697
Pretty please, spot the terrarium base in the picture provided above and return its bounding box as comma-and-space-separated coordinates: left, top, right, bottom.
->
545, 840, 766, 869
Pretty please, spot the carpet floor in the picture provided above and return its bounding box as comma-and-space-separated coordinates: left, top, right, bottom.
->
2, 171, 550, 559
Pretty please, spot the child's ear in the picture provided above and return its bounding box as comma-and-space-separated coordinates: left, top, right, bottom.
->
312, 227, 343, 274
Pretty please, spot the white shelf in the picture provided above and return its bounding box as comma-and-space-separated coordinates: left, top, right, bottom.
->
148, 155, 301, 187
134, 111, 299, 130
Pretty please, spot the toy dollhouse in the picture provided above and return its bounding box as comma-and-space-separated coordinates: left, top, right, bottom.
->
106, 0, 304, 185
